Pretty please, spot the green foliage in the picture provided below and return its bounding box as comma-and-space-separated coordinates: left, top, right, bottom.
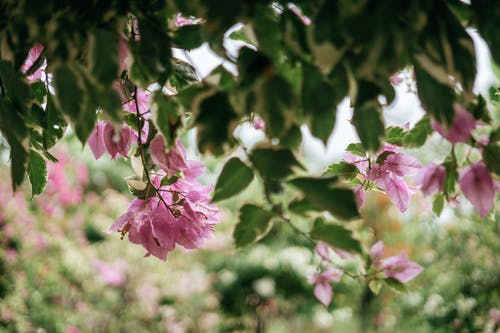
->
27, 149, 47, 196
233, 204, 273, 247
309, 218, 362, 254
289, 176, 360, 221
212, 157, 254, 202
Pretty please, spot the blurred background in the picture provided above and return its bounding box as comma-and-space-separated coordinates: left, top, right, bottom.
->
0, 125, 498, 333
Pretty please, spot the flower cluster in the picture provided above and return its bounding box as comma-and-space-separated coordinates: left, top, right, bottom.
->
108, 136, 220, 261
344, 144, 421, 212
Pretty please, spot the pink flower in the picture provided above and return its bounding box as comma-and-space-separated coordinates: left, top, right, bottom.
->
174, 14, 204, 27
354, 185, 366, 209
459, 162, 496, 217
431, 104, 477, 144
65, 325, 80, 333
416, 163, 446, 196
315, 242, 330, 261
123, 88, 150, 118
371, 168, 411, 212
21, 44, 46, 82
332, 248, 355, 260
389, 73, 402, 85
289, 5, 311, 25
380, 252, 423, 283
87, 121, 107, 159
370, 241, 423, 283
381, 153, 421, 177
370, 241, 384, 265
343, 152, 368, 175
150, 135, 191, 178
253, 116, 265, 130
308, 268, 343, 306
489, 308, 500, 325
103, 122, 132, 159
118, 34, 131, 74
108, 166, 220, 260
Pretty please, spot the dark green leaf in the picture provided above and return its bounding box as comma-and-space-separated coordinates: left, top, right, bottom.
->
302, 64, 337, 143
443, 158, 458, 195
31, 81, 47, 104
233, 204, 273, 247
324, 162, 359, 180
0, 60, 31, 114
212, 157, 254, 202
414, 61, 455, 125
289, 176, 360, 220
54, 64, 85, 121
288, 198, 316, 216
384, 278, 408, 293
172, 24, 203, 50
43, 95, 67, 149
483, 143, 500, 175
309, 218, 362, 253
195, 91, 238, 155
352, 105, 384, 152
152, 92, 182, 147
27, 149, 47, 196
90, 29, 119, 86
250, 145, 303, 180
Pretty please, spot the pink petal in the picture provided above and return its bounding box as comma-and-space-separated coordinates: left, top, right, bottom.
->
87, 121, 106, 159
354, 185, 366, 208
315, 242, 330, 261
370, 241, 384, 264
431, 104, 477, 144
459, 162, 495, 217
314, 282, 333, 306
343, 152, 369, 175
253, 116, 265, 130
381, 252, 423, 283
103, 122, 132, 159
382, 153, 422, 177
322, 267, 343, 282
377, 175, 411, 212
416, 163, 446, 196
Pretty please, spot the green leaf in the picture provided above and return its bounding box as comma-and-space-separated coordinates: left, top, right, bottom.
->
54, 64, 85, 121
212, 157, 254, 202
31, 81, 47, 104
309, 218, 362, 253
172, 24, 203, 50
369, 280, 382, 295
0, 60, 31, 114
233, 204, 274, 247
228, 26, 253, 44
352, 105, 384, 152
432, 194, 445, 217
160, 174, 179, 186
27, 149, 47, 196
385, 126, 406, 146
89, 29, 119, 86
131, 17, 172, 85
384, 278, 407, 293
288, 198, 316, 216
443, 158, 458, 195
43, 95, 67, 149
250, 145, 304, 180
483, 143, 500, 176
302, 64, 337, 143
345, 143, 366, 157
152, 92, 182, 147
324, 162, 359, 180
194, 91, 238, 155
0, 99, 29, 191
402, 117, 432, 148
414, 60, 455, 125
289, 177, 360, 221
